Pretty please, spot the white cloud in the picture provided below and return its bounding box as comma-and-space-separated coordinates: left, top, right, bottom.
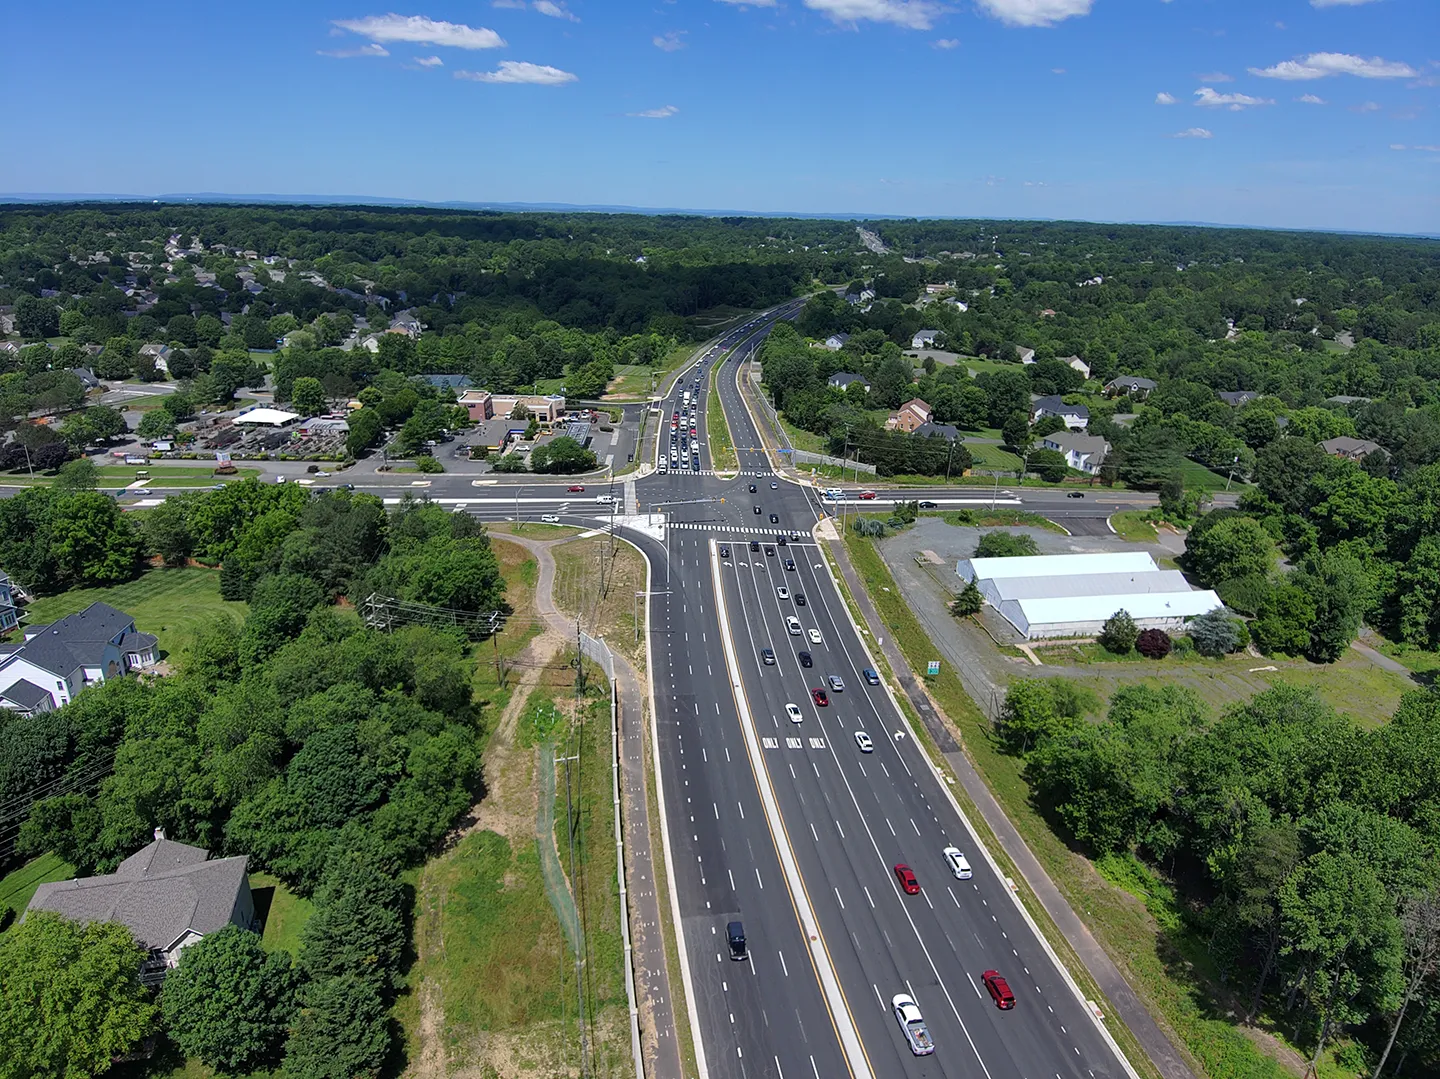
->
533, 0, 579, 20
334, 14, 505, 49
1171, 127, 1214, 138
654, 31, 687, 51
972, 0, 1093, 28
455, 60, 577, 84
1311, 0, 1384, 6
1194, 86, 1274, 109
1297, 93, 1326, 104
1249, 52, 1416, 80
801, 0, 945, 29
1051, 67, 1065, 74
1350, 100, 1382, 112
415, 54, 443, 66
1155, 91, 1177, 105
934, 37, 960, 48
713, 0, 778, 6
1391, 143, 1440, 152
628, 105, 679, 118
1198, 71, 1233, 82
318, 43, 390, 57
492, 0, 527, 7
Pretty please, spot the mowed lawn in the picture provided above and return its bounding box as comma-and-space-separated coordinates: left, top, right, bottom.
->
20, 567, 246, 659
0, 853, 76, 921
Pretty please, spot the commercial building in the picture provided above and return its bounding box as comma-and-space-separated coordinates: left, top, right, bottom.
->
232, 407, 300, 428
956, 551, 1221, 639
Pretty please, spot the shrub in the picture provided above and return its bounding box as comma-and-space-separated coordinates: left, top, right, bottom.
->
974, 531, 1038, 558
1099, 609, 1138, 654
1216, 574, 1271, 616
414, 455, 443, 474
1189, 608, 1242, 656
1136, 628, 1172, 659
951, 579, 983, 617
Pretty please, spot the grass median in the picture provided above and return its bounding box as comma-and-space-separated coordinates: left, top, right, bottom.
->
707, 363, 738, 473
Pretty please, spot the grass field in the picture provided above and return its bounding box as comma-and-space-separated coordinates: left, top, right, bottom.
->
551, 534, 648, 670
1111, 509, 1159, 543
1176, 458, 1244, 492
0, 465, 260, 489
930, 508, 1068, 533
775, 412, 828, 453
0, 854, 76, 921
708, 363, 739, 473
604, 363, 659, 399
965, 442, 1025, 471
249, 872, 314, 956
842, 529, 1408, 1079
19, 567, 247, 659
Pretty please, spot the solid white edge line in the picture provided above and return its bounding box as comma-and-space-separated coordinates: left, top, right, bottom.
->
637, 534, 712, 1079
709, 536, 875, 1079
807, 521, 1143, 1079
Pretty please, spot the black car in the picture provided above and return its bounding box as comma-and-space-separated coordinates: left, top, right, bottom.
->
753, 505, 762, 514
748, 483, 757, 493
919, 500, 938, 509
776, 535, 787, 546
719, 545, 730, 558
784, 559, 796, 571
1067, 491, 1085, 498
749, 540, 760, 552
769, 513, 779, 524
764, 545, 775, 556
795, 593, 806, 606
798, 651, 813, 668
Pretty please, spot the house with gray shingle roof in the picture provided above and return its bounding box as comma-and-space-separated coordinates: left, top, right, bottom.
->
827, 372, 871, 392
0, 570, 17, 634
0, 602, 157, 713
1029, 395, 1089, 430
27, 830, 255, 983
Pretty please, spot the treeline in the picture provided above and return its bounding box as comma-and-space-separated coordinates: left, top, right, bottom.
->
1002, 679, 1440, 1077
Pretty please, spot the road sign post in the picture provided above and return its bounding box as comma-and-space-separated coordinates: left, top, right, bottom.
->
926, 660, 940, 676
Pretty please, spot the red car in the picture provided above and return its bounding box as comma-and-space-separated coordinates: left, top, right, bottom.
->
982, 970, 1015, 1010
859, 491, 877, 500
811, 687, 829, 706
894, 863, 920, 895
567, 485, 585, 492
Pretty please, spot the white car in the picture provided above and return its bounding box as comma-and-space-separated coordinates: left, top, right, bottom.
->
943, 847, 973, 880
785, 703, 804, 724
541, 514, 560, 523
854, 731, 874, 753
595, 495, 614, 504
892, 994, 935, 1057
786, 616, 802, 636
776, 586, 790, 600
808, 628, 823, 645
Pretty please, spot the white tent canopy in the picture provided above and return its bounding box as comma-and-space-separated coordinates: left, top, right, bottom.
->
233, 408, 300, 427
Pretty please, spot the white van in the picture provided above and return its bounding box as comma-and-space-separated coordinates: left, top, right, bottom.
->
786, 616, 802, 636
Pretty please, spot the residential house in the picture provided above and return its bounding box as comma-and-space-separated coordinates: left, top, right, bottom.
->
911, 330, 940, 350
886, 398, 933, 434
0, 571, 18, 634
0, 341, 21, 358
1319, 436, 1390, 462
0, 308, 13, 336
913, 422, 961, 441
1217, 390, 1259, 407
1060, 355, 1091, 380
924, 282, 956, 295
823, 333, 851, 351
0, 602, 158, 714
1039, 431, 1111, 475
1016, 346, 1036, 365
946, 298, 969, 312
388, 311, 423, 339
1030, 395, 1090, 430
1325, 395, 1371, 406
827, 372, 871, 392
359, 334, 382, 354
71, 367, 101, 390
138, 343, 171, 375
27, 831, 255, 984
1104, 375, 1157, 399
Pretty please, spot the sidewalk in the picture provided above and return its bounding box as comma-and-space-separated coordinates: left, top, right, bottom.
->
823, 534, 1198, 1079
505, 534, 683, 1079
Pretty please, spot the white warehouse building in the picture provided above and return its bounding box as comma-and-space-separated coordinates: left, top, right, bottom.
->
957, 551, 1223, 639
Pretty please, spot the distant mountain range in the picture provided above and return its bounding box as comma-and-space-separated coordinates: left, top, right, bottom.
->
1, 192, 1435, 239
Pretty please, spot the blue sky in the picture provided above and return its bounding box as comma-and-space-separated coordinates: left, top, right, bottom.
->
3, 0, 1436, 233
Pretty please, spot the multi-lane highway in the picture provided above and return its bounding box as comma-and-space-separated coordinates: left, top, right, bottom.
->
591, 310, 1139, 1079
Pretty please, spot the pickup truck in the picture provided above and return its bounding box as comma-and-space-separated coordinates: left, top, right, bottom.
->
892, 993, 935, 1056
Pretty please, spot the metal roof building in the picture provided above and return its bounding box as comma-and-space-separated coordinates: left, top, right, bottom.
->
1001, 589, 1223, 639
957, 551, 1158, 604
989, 569, 1191, 603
